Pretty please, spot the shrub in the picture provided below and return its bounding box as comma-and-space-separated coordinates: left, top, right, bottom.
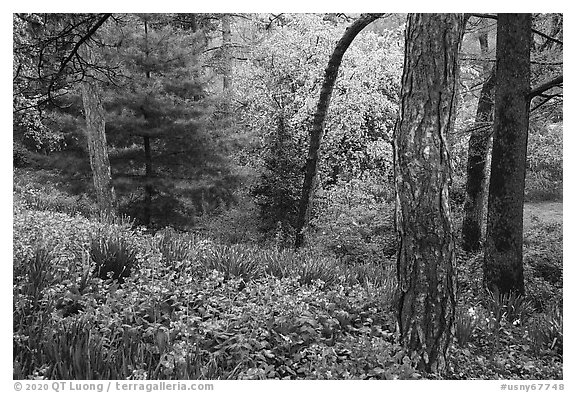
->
261, 248, 346, 287
311, 179, 397, 264
201, 244, 263, 281
156, 228, 191, 264
293, 253, 342, 287
525, 122, 562, 202
524, 220, 563, 311
454, 307, 479, 347
484, 289, 533, 326
197, 196, 264, 245
23, 243, 58, 302
525, 172, 562, 202
13, 168, 98, 217
529, 305, 563, 356
90, 227, 138, 282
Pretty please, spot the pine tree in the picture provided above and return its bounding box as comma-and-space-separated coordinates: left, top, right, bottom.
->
394, 13, 464, 373
105, 14, 236, 228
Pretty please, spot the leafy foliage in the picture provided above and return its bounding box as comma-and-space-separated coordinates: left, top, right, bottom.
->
90, 226, 139, 282
525, 122, 562, 202
13, 196, 413, 380
311, 179, 396, 264
13, 13, 562, 381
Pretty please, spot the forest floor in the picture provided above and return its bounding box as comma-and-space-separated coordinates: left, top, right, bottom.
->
447, 201, 563, 380
13, 169, 563, 380
524, 202, 563, 230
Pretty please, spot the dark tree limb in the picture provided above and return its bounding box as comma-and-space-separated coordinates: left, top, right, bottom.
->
469, 13, 563, 46
294, 13, 384, 248
461, 56, 562, 66
527, 74, 563, 101
530, 93, 562, 113
47, 13, 112, 98
266, 13, 284, 30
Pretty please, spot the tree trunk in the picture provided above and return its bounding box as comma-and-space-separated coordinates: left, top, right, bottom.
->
222, 14, 232, 92
461, 29, 496, 252
294, 13, 383, 248
143, 135, 153, 226
394, 13, 464, 374
80, 45, 116, 217
141, 18, 154, 227
484, 14, 531, 296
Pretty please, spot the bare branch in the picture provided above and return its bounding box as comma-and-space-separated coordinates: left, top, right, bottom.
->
530, 93, 562, 113
461, 56, 562, 67
527, 74, 563, 101
53, 13, 111, 80
469, 13, 563, 46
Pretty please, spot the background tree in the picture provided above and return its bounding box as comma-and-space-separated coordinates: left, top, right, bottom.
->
104, 14, 237, 228
13, 13, 117, 214
483, 14, 531, 296
461, 19, 496, 252
294, 13, 383, 248
484, 13, 563, 296
228, 14, 401, 248
80, 43, 116, 216
394, 13, 464, 373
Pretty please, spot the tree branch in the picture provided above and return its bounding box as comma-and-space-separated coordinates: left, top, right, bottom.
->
527, 74, 563, 101
48, 13, 112, 95
469, 13, 563, 46
461, 56, 562, 67
530, 93, 562, 113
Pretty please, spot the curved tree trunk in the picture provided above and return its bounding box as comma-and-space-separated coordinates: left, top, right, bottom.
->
461, 57, 496, 252
394, 13, 464, 374
483, 14, 531, 296
80, 45, 116, 217
294, 13, 383, 248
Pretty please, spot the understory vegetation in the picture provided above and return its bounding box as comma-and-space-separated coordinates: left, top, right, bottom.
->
13, 12, 562, 381
13, 171, 562, 380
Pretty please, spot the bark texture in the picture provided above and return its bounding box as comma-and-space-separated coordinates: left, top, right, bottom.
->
484, 14, 531, 296
294, 13, 383, 248
80, 45, 116, 216
394, 13, 464, 374
461, 29, 496, 252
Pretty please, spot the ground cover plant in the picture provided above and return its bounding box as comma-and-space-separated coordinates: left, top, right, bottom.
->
13, 12, 562, 381
13, 178, 562, 379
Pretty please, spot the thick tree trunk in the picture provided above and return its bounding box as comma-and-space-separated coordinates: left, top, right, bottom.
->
80, 46, 116, 217
294, 13, 383, 248
484, 14, 531, 296
461, 30, 496, 252
394, 13, 464, 374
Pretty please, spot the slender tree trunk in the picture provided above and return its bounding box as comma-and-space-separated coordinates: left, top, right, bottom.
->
222, 14, 232, 92
142, 18, 154, 226
143, 135, 153, 226
80, 45, 116, 216
484, 14, 531, 296
294, 13, 383, 248
461, 29, 496, 251
394, 13, 464, 374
